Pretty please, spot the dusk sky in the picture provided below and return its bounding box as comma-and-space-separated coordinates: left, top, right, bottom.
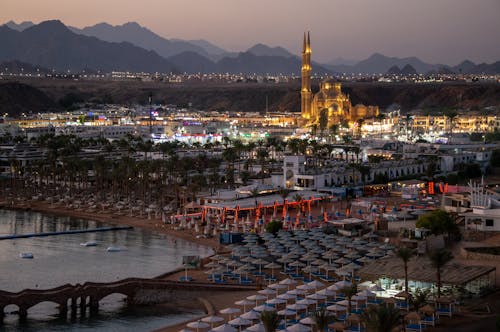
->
2, 0, 500, 65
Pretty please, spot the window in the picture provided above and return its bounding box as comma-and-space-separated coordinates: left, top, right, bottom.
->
485, 219, 494, 227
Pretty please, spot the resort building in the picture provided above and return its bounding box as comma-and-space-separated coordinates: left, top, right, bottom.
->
282, 155, 426, 190
359, 256, 496, 297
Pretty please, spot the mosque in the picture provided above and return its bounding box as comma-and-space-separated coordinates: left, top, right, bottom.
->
300, 32, 379, 127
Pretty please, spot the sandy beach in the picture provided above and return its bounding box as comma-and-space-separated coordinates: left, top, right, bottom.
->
0, 199, 221, 250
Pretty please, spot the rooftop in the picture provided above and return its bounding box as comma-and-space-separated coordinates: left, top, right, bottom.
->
358, 256, 495, 285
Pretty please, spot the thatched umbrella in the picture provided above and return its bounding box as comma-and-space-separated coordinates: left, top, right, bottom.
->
404, 311, 421, 323
328, 322, 345, 332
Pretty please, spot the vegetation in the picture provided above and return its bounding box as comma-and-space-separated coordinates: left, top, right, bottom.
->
396, 247, 414, 294
265, 220, 283, 235
260, 310, 281, 332
416, 209, 459, 237
362, 304, 401, 332
410, 289, 430, 310
429, 249, 454, 298
340, 283, 358, 316
313, 307, 334, 332
490, 149, 500, 167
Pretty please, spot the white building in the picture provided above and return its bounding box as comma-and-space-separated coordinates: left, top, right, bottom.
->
463, 183, 500, 232
282, 155, 426, 190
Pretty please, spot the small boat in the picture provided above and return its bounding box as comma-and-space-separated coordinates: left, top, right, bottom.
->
80, 241, 98, 247
106, 246, 122, 252
19, 252, 34, 259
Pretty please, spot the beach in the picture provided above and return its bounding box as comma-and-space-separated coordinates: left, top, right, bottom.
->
2, 198, 500, 332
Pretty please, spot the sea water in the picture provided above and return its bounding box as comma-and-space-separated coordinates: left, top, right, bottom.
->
0, 209, 213, 331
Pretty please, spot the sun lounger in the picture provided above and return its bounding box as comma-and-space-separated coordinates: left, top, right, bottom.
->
290, 273, 305, 280
436, 308, 452, 318
405, 323, 423, 332
420, 316, 436, 327
239, 278, 254, 285
179, 276, 193, 282
319, 275, 336, 282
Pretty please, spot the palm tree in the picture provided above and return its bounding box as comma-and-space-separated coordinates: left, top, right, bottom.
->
410, 288, 430, 311
260, 310, 280, 332
429, 249, 453, 298
340, 283, 358, 316
362, 303, 401, 332
314, 307, 333, 332
396, 247, 414, 294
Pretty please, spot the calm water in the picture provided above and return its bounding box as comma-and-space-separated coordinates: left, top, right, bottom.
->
0, 209, 213, 331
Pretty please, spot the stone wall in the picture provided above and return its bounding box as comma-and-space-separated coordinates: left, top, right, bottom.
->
462, 247, 500, 262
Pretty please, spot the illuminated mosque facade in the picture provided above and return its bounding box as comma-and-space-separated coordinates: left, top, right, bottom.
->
300, 32, 379, 127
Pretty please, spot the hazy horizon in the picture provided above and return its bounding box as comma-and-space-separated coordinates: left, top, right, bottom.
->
2, 0, 499, 65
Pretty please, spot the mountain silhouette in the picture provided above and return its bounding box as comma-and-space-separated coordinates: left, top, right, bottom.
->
3, 20, 34, 31
246, 44, 295, 58
0, 20, 177, 73
71, 22, 212, 58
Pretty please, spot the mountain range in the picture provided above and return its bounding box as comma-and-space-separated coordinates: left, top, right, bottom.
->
1, 20, 499, 75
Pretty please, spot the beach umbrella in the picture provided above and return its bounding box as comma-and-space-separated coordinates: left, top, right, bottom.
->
235, 299, 254, 312
187, 320, 210, 332
334, 257, 351, 265
266, 297, 287, 305
316, 288, 336, 297
299, 317, 316, 326
211, 324, 238, 332
307, 280, 325, 289
282, 323, 310, 332
205, 261, 222, 268
240, 311, 261, 321
297, 298, 317, 306
287, 288, 307, 296
294, 284, 313, 292
247, 294, 267, 306
268, 283, 287, 291
334, 280, 351, 288
277, 293, 296, 302
228, 317, 251, 329
357, 290, 376, 298
405, 312, 421, 323
326, 304, 347, 313
336, 300, 357, 310
288, 261, 306, 275
351, 295, 367, 302
202, 316, 225, 328
310, 259, 326, 266
306, 293, 327, 301
258, 288, 276, 299
253, 304, 276, 312
279, 278, 298, 289
419, 305, 435, 315
245, 323, 265, 332
286, 303, 307, 311
277, 309, 296, 317
264, 262, 282, 278
220, 307, 241, 320
329, 322, 345, 332
252, 258, 269, 274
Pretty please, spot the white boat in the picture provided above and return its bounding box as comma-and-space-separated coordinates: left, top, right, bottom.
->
19, 252, 34, 259
106, 246, 122, 252
80, 241, 98, 247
